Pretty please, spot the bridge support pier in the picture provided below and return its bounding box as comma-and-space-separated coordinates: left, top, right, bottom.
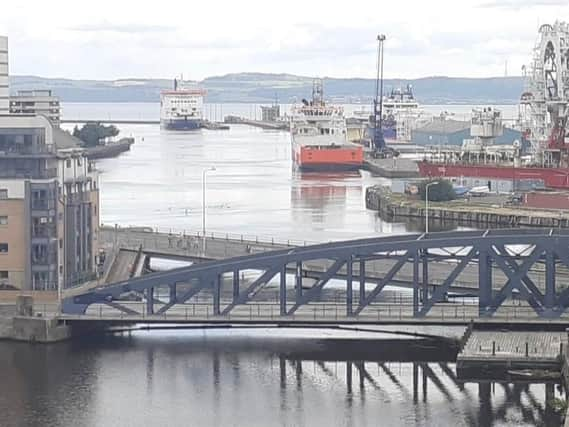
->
478, 250, 492, 317
146, 287, 154, 315
295, 261, 303, 302
413, 251, 419, 316
421, 250, 429, 307
359, 259, 365, 305
232, 271, 239, 303
346, 258, 353, 316
280, 267, 287, 316
213, 275, 221, 316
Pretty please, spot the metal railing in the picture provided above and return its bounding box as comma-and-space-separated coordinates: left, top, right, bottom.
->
101, 224, 323, 248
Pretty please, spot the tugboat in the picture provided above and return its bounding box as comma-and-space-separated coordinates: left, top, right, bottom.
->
160, 77, 206, 130
290, 79, 363, 171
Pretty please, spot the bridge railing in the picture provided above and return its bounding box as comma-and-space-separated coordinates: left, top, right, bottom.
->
60, 300, 555, 323
101, 223, 322, 247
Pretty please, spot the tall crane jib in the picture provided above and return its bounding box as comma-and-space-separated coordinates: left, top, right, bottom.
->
371, 34, 397, 158
521, 22, 569, 166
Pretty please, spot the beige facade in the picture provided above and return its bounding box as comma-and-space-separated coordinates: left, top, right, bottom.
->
0, 199, 25, 289
0, 115, 99, 292
10, 90, 61, 126
0, 36, 7, 114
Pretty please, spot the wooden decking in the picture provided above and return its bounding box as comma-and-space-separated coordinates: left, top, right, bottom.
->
458, 330, 566, 378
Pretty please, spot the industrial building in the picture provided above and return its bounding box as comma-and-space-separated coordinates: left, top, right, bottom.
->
10, 89, 61, 126
411, 117, 522, 146
0, 115, 99, 292
0, 36, 8, 114
260, 104, 280, 122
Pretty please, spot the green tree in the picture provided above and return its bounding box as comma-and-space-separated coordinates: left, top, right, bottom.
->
73, 122, 120, 147
418, 179, 456, 202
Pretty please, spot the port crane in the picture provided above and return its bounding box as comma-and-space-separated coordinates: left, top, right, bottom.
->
371, 34, 398, 158
520, 21, 569, 167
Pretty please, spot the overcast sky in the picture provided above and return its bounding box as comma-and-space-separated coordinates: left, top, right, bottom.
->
1, 0, 568, 80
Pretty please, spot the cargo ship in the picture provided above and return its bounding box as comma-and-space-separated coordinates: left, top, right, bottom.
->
160, 78, 206, 130
291, 79, 363, 171
418, 22, 569, 190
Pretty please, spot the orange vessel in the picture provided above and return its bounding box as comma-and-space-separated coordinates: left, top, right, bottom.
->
291, 79, 363, 171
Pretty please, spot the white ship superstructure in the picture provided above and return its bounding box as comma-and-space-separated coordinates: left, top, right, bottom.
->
291, 80, 363, 170
349, 84, 430, 143
160, 79, 206, 130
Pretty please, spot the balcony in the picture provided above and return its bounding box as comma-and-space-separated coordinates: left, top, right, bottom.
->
31, 199, 56, 211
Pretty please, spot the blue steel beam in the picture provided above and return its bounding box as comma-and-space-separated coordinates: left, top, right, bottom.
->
63, 228, 569, 318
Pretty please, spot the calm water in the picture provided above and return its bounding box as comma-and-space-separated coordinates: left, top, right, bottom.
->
61, 102, 492, 241
0, 330, 564, 427
3, 103, 552, 427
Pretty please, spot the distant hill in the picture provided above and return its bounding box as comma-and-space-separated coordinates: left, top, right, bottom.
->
9, 73, 524, 104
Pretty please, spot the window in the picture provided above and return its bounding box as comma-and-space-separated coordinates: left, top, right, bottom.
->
0, 243, 7, 253
77, 158, 82, 167
0, 189, 6, 199
66, 159, 71, 168
0, 271, 7, 279
0, 216, 6, 225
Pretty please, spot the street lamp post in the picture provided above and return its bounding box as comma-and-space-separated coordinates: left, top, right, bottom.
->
425, 181, 439, 234
202, 166, 216, 253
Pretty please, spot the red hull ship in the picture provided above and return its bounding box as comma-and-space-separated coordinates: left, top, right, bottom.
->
418, 23, 569, 190
417, 161, 569, 189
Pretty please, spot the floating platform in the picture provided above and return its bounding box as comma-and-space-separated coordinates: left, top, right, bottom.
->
457, 330, 565, 380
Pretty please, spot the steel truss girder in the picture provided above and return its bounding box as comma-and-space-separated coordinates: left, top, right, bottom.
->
62, 229, 569, 319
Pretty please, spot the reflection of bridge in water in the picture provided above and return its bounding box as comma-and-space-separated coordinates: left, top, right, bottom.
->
63, 229, 569, 322
140, 338, 563, 427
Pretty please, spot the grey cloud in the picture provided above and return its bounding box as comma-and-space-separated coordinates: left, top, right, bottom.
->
67, 22, 174, 34
479, 0, 567, 9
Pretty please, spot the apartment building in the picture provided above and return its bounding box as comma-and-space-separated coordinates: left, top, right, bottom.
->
0, 115, 99, 291
10, 90, 61, 127
0, 36, 8, 114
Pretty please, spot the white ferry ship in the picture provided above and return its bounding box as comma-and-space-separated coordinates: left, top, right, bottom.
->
160, 79, 206, 130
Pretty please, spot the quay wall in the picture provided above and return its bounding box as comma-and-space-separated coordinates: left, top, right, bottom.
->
366, 185, 569, 228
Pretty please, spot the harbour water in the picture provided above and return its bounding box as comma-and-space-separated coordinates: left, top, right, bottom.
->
0, 330, 564, 427
62, 102, 503, 241
3, 102, 555, 427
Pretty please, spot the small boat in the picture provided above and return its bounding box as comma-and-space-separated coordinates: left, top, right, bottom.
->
507, 369, 561, 379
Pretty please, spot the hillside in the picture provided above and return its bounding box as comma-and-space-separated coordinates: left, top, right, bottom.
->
9, 73, 524, 104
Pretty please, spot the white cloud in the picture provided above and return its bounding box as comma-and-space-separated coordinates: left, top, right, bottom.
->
0, 0, 567, 79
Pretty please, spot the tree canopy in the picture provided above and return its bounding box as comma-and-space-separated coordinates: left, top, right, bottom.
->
418, 179, 456, 202
73, 122, 120, 147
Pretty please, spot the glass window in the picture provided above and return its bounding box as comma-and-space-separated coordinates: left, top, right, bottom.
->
0, 216, 7, 225
0, 243, 8, 253
0, 189, 7, 199
0, 271, 7, 279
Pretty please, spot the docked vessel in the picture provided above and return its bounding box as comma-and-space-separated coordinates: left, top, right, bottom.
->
348, 85, 430, 144
418, 22, 569, 190
160, 78, 206, 130
291, 80, 363, 171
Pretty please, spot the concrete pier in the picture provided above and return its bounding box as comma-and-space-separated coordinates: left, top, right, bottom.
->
366, 185, 569, 228
363, 158, 420, 178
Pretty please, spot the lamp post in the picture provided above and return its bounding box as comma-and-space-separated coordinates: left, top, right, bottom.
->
202, 166, 216, 253
425, 181, 439, 234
